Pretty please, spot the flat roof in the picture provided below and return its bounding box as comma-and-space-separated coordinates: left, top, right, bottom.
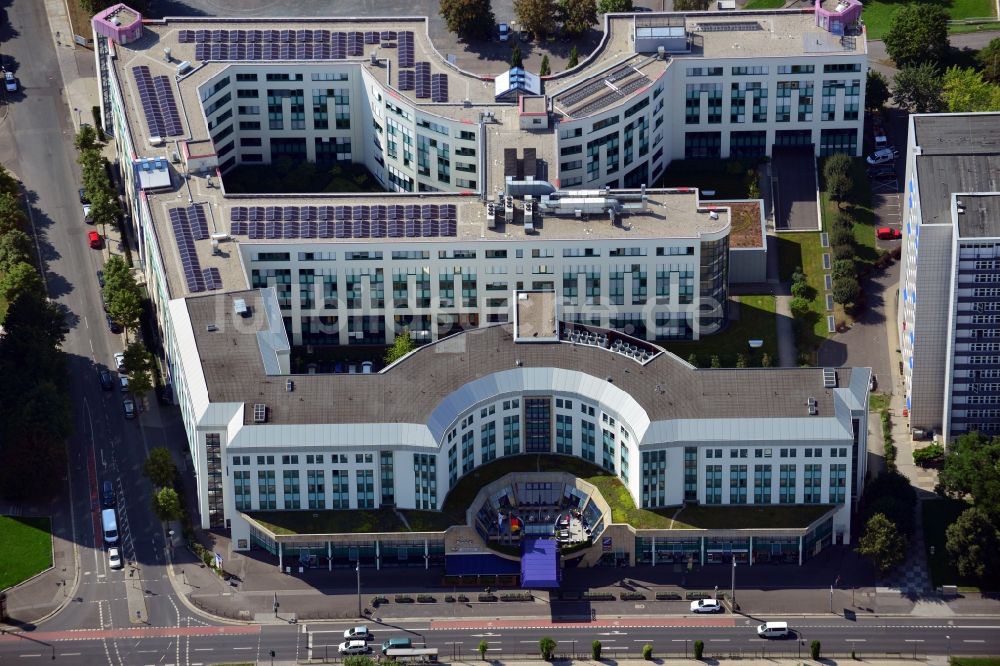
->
188, 289, 854, 426
957, 194, 1000, 239
514, 291, 558, 342
912, 114, 1000, 228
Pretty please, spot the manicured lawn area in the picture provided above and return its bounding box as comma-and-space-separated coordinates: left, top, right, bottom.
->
869, 392, 890, 411
663, 294, 777, 368
223, 161, 382, 194
952, 659, 1000, 666
249, 509, 409, 535
776, 231, 828, 359
743, 0, 786, 7
949, 20, 1000, 32
672, 504, 834, 529
862, 0, 995, 39
0, 516, 52, 591
655, 158, 756, 200
922, 498, 980, 589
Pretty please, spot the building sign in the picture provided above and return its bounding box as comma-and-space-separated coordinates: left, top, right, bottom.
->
602, 536, 612, 552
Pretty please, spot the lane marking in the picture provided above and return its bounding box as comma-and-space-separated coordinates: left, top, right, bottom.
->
964, 640, 986, 643
905, 640, 924, 643
844, 639, 866, 642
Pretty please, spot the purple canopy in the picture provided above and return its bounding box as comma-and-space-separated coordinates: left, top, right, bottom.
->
521, 538, 560, 588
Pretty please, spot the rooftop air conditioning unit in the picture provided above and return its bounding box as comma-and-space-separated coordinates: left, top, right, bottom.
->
286, 379, 294, 392
234, 298, 249, 318
163, 47, 172, 62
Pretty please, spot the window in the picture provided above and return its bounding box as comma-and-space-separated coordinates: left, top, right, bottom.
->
461, 431, 475, 474
804, 464, 822, 503
754, 465, 772, 504
282, 470, 301, 509
307, 470, 325, 509
503, 415, 521, 455
779, 465, 796, 504
556, 414, 573, 454
705, 465, 723, 504
481, 422, 497, 463
356, 469, 375, 508
829, 463, 847, 503
729, 465, 748, 504
331, 470, 350, 508
602, 430, 616, 472
234, 471, 252, 511
581, 420, 596, 462
641, 450, 667, 508
257, 470, 276, 510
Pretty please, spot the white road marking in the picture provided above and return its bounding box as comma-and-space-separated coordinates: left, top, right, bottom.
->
844, 639, 866, 642
708, 639, 730, 642
19, 655, 41, 658
964, 640, 986, 643
193, 648, 214, 651
232, 647, 254, 650
59, 654, 81, 657
904, 640, 924, 643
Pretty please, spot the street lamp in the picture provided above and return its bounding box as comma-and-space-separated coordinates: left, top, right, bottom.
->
356, 561, 362, 617
946, 635, 951, 655
730, 556, 737, 608
73, 107, 81, 128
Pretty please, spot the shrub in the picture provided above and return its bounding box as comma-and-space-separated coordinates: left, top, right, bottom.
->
500, 592, 532, 601
913, 442, 944, 466
539, 637, 556, 660
416, 594, 436, 603
582, 592, 615, 601
832, 258, 855, 281
693, 640, 704, 660
881, 409, 897, 471
642, 644, 653, 660
619, 591, 646, 601
811, 640, 821, 660
833, 275, 862, 306
790, 280, 813, 300
789, 296, 811, 318
791, 266, 806, 285
592, 640, 602, 660
655, 592, 682, 600
371, 596, 388, 607
444, 595, 456, 602
833, 242, 856, 262
457, 595, 469, 602
686, 592, 711, 600
478, 593, 498, 602
830, 225, 855, 249
394, 595, 414, 603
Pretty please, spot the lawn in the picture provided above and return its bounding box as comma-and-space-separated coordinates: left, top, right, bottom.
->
663, 294, 777, 368
869, 392, 890, 411
952, 660, 1000, 666
222, 160, 383, 194
249, 509, 409, 535
922, 497, 980, 590
655, 158, 757, 200
672, 504, 834, 529
862, 0, 995, 39
776, 231, 828, 360
0, 516, 52, 591
743, 0, 786, 7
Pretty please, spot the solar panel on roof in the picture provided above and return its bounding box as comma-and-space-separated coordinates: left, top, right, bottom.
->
301, 221, 317, 238
263, 29, 279, 42
388, 220, 403, 237
300, 205, 316, 221
431, 73, 449, 103
398, 70, 414, 91
283, 221, 300, 238
248, 206, 263, 221
371, 205, 386, 221
248, 44, 262, 59
279, 29, 292, 43
365, 31, 379, 44
248, 29, 262, 42
194, 43, 207, 60
398, 31, 414, 68
169, 206, 205, 293
297, 29, 312, 42
279, 44, 293, 59
248, 222, 264, 239
264, 222, 281, 239
263, 44, 278, 59
283, 206, 299, 221
352, 218, 365, 238
214, 29, 228, 42
313, 29, 329, 42
348, 31, 364, 56
265, 206, 280, 221
132, 66, 166, 138
154, 76, 184, 135
381, 30, 397, 42
229, 222, 245, 236
442, 203, 456, 218
195, 29, 209, 43
188, 204, 209, 240
331, 32, 346, 59
443, 220, 457, 236
295, 43, 309, 59
353, 205, 368, 219
318, 220, 334, 238
233, 29, 246, 42
178, 30, 195, 43
372, 220, 387, 237
334, 205, 346, 220
318, 205, 333, 220
314, 43, 330, 59
404, 219, 418, 237
210, 44, 223, 60
334, 221, 348, 238
203, 267, 222, 291
421, 219, 435, 237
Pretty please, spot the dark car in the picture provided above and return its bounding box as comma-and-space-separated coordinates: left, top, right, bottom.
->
97, 270, 105, 288
102, 480, 115, 508
867, 165, 895, 179
106, 314, 122, 334
99, 369, 114, 391
79, 188, 90, 205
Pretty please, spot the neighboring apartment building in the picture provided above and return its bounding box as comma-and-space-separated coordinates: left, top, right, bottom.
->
898, 112, 1000, 440
170, 288, 869, 554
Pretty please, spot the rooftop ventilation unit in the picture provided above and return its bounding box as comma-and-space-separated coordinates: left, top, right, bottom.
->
807, 397, 818, 415
176, 61, 192, 76
234, 298, 249, 318
822, 368, 837, 388
286, 379, 294, 392
709, 210, 719, 220
486, 202, 497, 229
163, 47, 172, 62
205, 323, 218, 332
252, 403, 267, 423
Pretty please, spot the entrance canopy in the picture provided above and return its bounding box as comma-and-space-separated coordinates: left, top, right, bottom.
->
521, 538, 560, 588
446, 553, 519, 577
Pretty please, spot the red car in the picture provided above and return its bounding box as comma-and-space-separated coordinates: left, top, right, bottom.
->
88, 230, 103, 249
876, 227, 901, 240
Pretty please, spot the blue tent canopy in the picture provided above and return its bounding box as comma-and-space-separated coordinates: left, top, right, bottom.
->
521, 538, 560, 588
446, 553, 520, 577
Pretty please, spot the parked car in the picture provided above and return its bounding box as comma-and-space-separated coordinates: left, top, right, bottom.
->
96, 270, 105, 288
107, 546, 123, 569
106, 314, 122, 334
690, 598, 723, 613
119, 374, 130, 393
876, 227, 902, 240
122, 397, 136, 419
344, 626, 372, 640
79, 188, 90, 205
99, 369, 114, 391
114, 351, 127, 372
866, 147, 899, 165
867, 165, 895, 179
869, 374, 877, 391
4, 70, 17, 93
101, 480, 116, 508
339, 641, 371, 655
88, 230, 102, 249
498, 23, 510, 42
83, 203, 93, 224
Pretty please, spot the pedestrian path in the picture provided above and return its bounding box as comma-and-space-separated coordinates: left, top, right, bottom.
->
878, 504, 932, 596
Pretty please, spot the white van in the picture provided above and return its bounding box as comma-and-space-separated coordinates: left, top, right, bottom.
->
101, 508, 119, 544
756, 621, 789, 638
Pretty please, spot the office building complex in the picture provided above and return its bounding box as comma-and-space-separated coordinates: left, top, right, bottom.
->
898, 112, 1000, 440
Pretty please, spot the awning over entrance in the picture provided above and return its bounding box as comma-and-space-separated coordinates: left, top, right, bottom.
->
445, 553, 520, 577
521, 538, 560, 588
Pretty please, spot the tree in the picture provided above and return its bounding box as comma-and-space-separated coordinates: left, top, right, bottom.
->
515, 0, 558, 39
567, 45, 579, 68
827, 173, 851, 208
539, 636, 556, 660
693, 640, 704, 660
823, 153, 853, 207
0, 261, 44, 304
866, 70, 891, 110
478, 640, 489, 660
883, 4, 949, 68
562, 0, 597, 36
937, 432, 1000, 519
539, 54, 551, 76
746, 170, 760, 199
642, 644, 653, 660
591, 640, 602, 660
108, 286, 143, 338
0, 191, 27, 234
674, 0, 711, 8
0, 230, 32, 272
343, 657, 377, 666
945, 507, 1000, 584
143, 447, 177, 488
833, 242, 856, 262
74, 124, 103, 152
941, 66, 1000, 112
687, 353, 699, 367
832, 276, 861, 306
829, 227, 854, 250
735, 353, 747, 368
831, 258, 855, 283
976, 37, 1000, 83
102, 255, 131, 292
857, 512, 906, 575
760, 353, 772, 368
709, 354, 720, 369
892, 63, 944, 113
789, 296, 811, 318
151, 487, 183, 522
598, 0, 633, 12
440, 0, 496, 40
123, 341, 155, 399
0, 164, 19, 199
511, 43, 524, 68
385, 328, 415, 365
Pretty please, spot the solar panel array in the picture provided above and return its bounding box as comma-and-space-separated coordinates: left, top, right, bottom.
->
694, 21, 763, 32
398, 70, 415, 91
414, 62, 431, 99
132, 66, 184, 137
431, 73, 449, 103
169, 204, 222, 293
229, 204, 458, 239
182, 28, 413, 63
